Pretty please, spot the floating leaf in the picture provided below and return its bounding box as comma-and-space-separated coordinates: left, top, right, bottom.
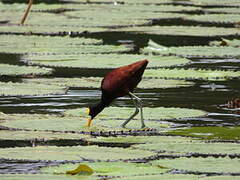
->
23, 54, 190, 68
0, 24, 106, 34
202, 176, 240, 180
0, 145, 156, 161
42, 161, 167, 177
0, 81, 66, 96
0, 64, 52, 77
144, 68, 240, 80
113, 174, 200, 180
188, 0, 240, 7
23, 77, 194, 89
133, 141, 240, 155
0, 35, 131, 55
88, 135, 194, 144
0, 112, 173, 132
0, 174, 98, 180
151, 157, 240, 174
204, 7, 240, 14
0, 130, 89, 141
185, 14, 240, 25
167, 126, 240, 140
64, 107, 207, 121
118, 26, 240, 37
142, 40, 240, 58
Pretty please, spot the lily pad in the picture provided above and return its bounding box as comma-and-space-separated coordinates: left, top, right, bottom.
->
133, 141, 240, 155
118, 26, 240, 37
0, 145, 156, 161
114, 174, 200, 180
23, 54, 190, 68
23, 77, 194, 89
0, 81, 66, 96
151, 157, 240, 174
0, 64, 52, 77
143, 68, 240, 80
64, 107, 207, 120
142, 40, 240, 58
188, 0, 240, 7
0, 174, 98, 180
167, 126, 240, 140
204, 7, 240, 14
185, 14, 240, 25
0, 35, 131, 55
0, 24, 106, 35
0, 130, 89, 141
41, 161, 167, 177
88, 135, 194, 144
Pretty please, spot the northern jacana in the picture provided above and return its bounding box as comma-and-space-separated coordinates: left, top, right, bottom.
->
87, 60, 149, 128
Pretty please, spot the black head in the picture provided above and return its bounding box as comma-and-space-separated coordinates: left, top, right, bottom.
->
87, 102, 106, 123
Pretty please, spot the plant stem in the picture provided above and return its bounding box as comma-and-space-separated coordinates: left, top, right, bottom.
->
20, 0, 33, 25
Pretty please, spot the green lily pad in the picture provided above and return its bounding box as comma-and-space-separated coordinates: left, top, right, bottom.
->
204, 7, 240, 14
133, 141, 240, 155
167, 126, 240, 140
0, 112, 170, 132
0, 35, 131, 55
142, 40, 240, 58
88, 135, 194, 144
0, 112, 173, 132
64, 107, 207, 120
0, 81, 66, 96
0, 145, 156, 161
0, 64, 52, 77
23, 77, 194, 89
0, 24, 106, 35
114, 174, 200, 180
209, 38, 240, 47
151, 157, 240, 174
185, 14, 240, 25
202, 176, 240, 180
144, 68, 240, 80
188, 0, 240, 7
118, 26, 240, 37
41, 161, 167, 177
0, 130, 90, 141
0, 174, 98, 180
23, 54, 190, 68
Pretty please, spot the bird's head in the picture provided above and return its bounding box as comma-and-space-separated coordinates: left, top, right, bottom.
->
86, 103, 104, 127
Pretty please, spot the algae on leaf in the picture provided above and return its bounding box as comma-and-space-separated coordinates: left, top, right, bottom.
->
0, 64, 52, 77
167, 126, 240, 140
0, 145, 156, 161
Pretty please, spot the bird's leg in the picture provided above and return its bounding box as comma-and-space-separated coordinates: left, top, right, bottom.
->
20, 0, 33, 25
121, 92, 146, 128
121, 95, 139, 128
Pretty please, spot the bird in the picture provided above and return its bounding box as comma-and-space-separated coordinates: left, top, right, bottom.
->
86, 59, 149, 128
